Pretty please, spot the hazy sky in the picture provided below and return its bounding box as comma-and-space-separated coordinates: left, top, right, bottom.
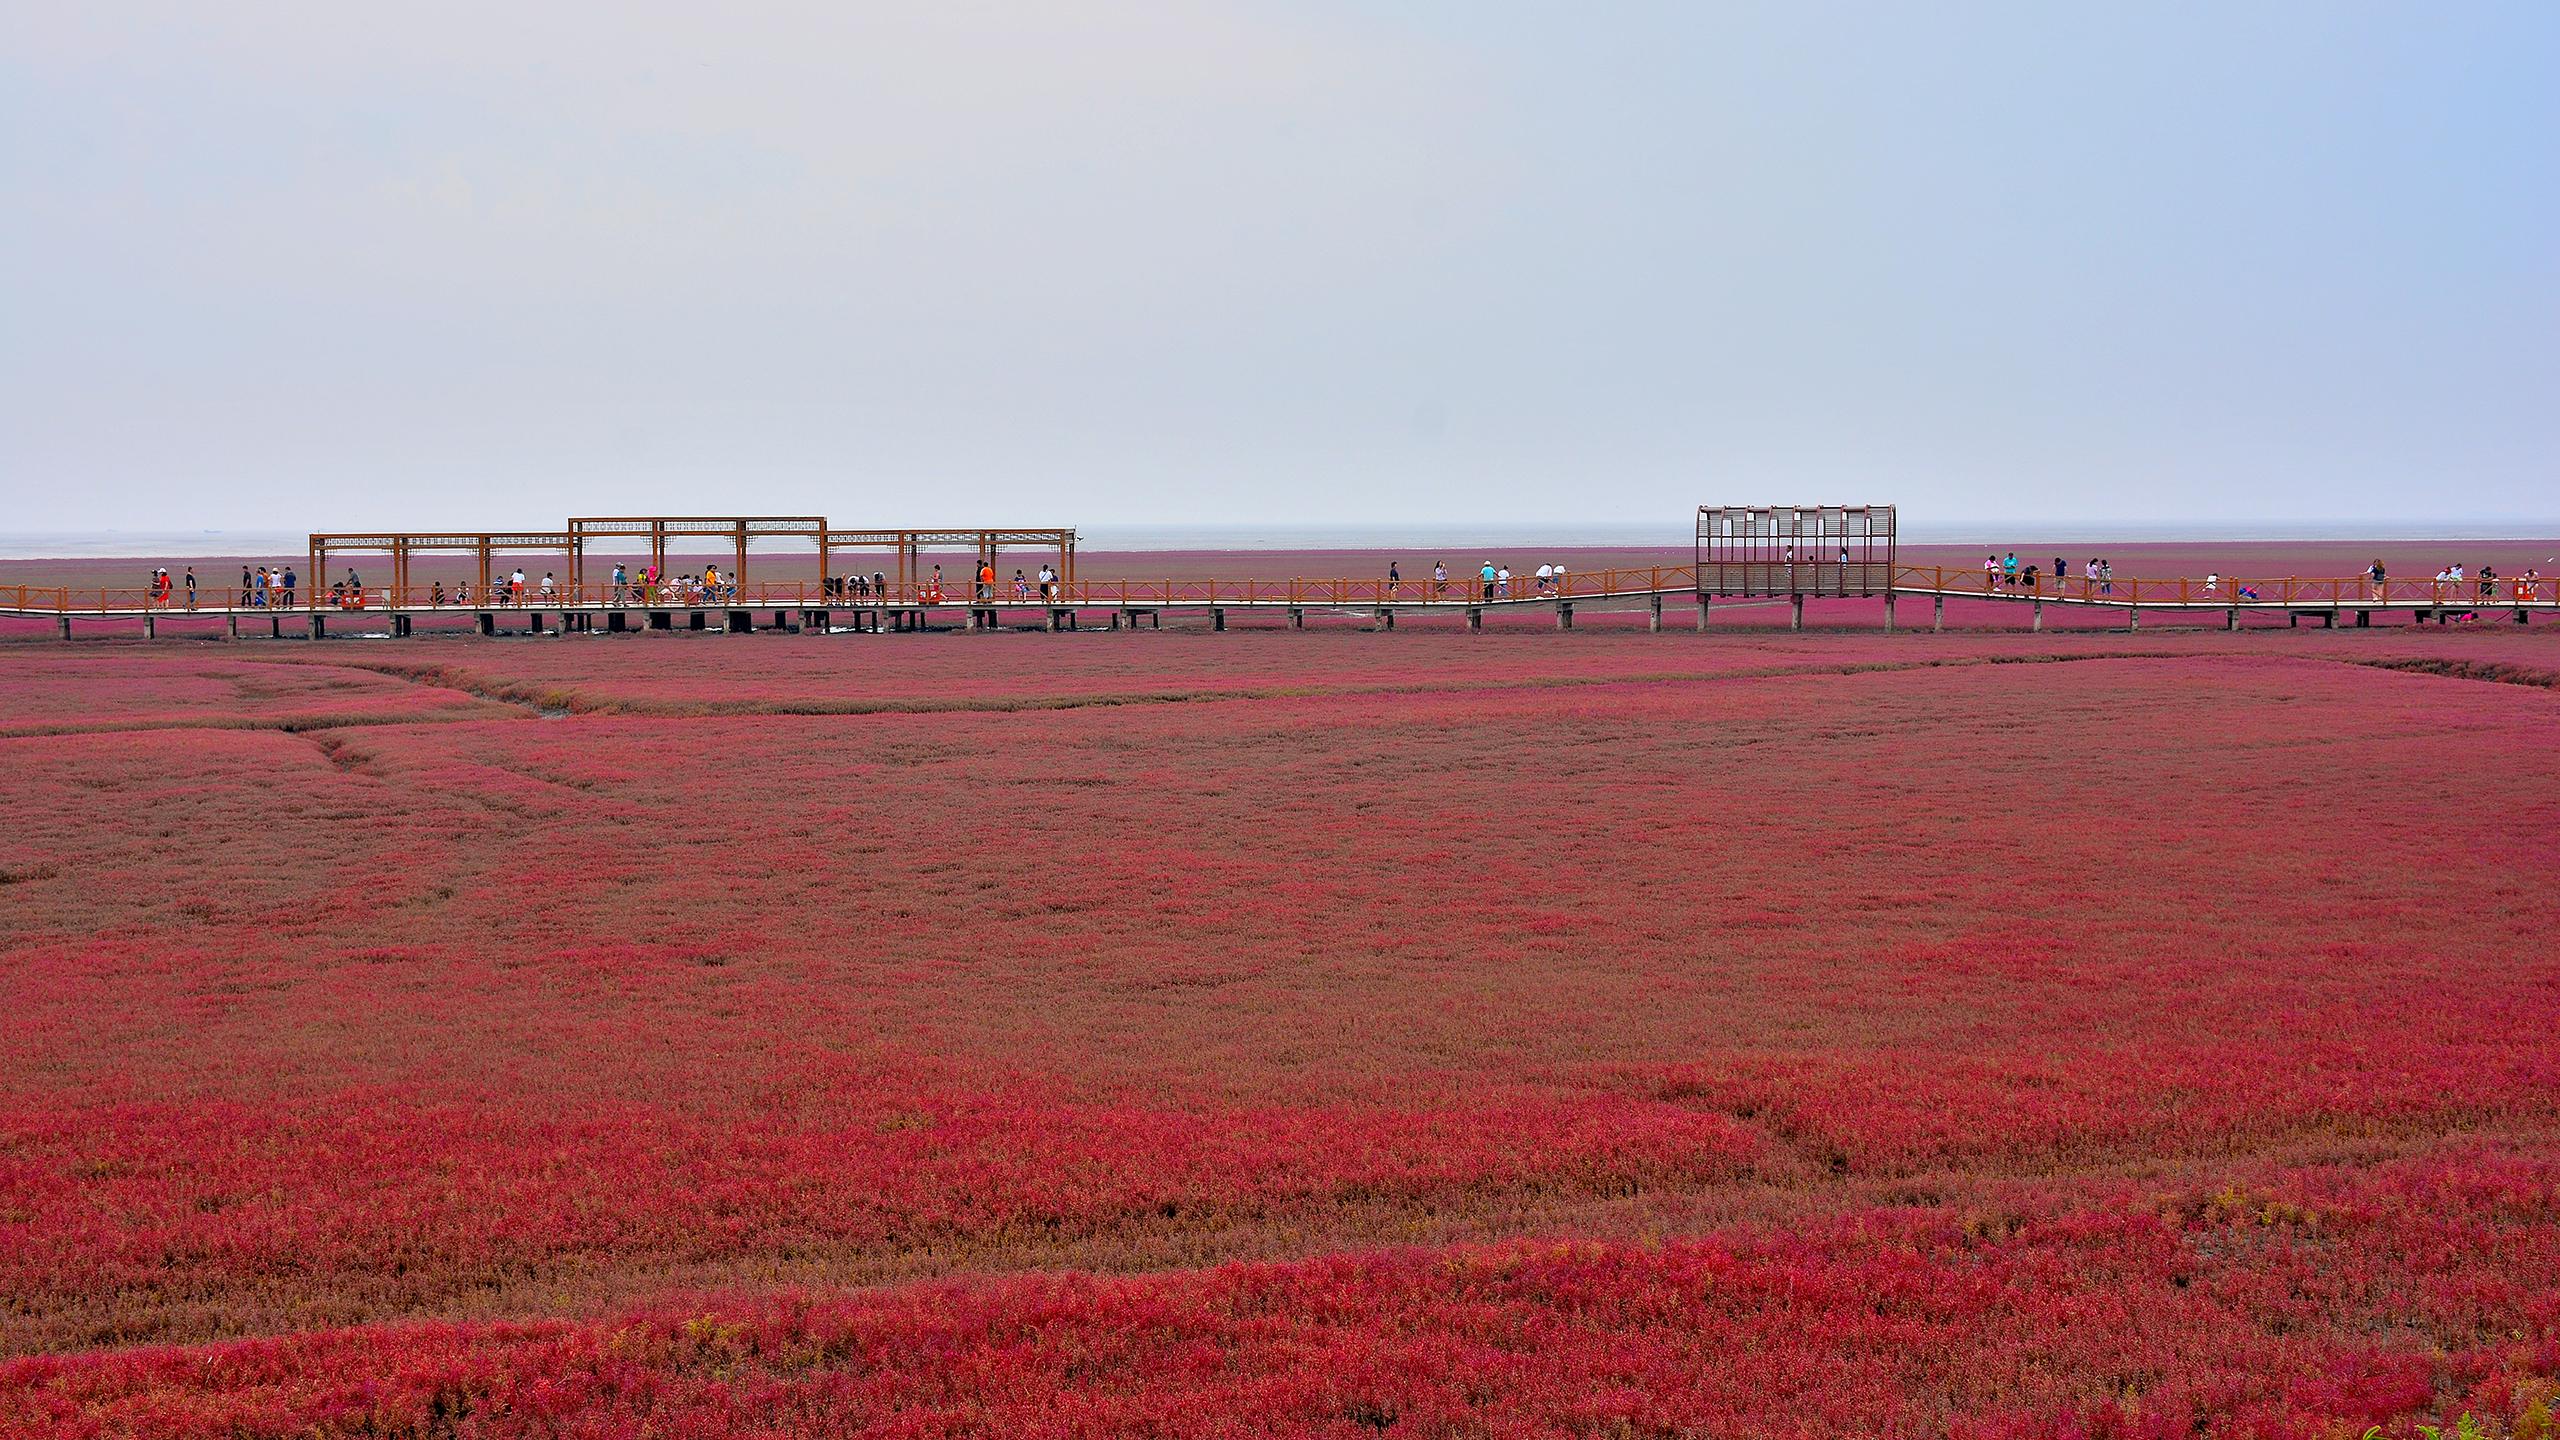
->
3, 1, 2553, 533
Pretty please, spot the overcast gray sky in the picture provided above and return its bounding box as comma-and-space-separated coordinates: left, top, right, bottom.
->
3, 1, 2553, 534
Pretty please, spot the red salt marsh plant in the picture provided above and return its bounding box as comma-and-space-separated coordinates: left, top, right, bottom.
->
0, 653, 515, 736
9, 1146, 2560, 1439
217, 620, 2560, 718
2, 639, 2560, 1434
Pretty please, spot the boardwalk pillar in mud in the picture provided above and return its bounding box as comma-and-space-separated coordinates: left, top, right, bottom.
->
1649, 594, 1664, 632
1883, 593, 1896, 634
476, 612, 495, 636
56, 616, 70, 640
1696, 595, 1710, 631
143, 614, 156, 639
1556, 602, 1574, 630
1375, 608, 1396, 630
226, 614, 240, 641
2032, 599, 2044, 632
2227, 607, 2240, 632
308, 614, 325, 640
1932, 594, 1945, 632
1289, 607, 1304, 629
1468, 607, 1483, 631
1212, 607, 1225, 631
1790, 594, 1805, 631
2126, 607, 2141, 632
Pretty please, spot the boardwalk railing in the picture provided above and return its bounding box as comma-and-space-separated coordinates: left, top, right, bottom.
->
4, 566, 2554, 617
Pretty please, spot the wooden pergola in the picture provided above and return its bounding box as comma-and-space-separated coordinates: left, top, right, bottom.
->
564, 516, 828, 588
310, 519, 1078, 598
1695, 504, 1897, 597
822, 528, 1078, 594
309, 531, 574, 595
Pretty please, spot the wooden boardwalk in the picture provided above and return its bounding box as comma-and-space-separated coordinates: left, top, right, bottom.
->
3, 565, 2552, 638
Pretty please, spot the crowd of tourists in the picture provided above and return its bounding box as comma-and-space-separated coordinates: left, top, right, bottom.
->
1979, 554, 2115, 595
1392, 560, 1573, 601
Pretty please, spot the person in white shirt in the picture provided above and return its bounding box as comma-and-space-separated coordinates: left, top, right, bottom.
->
1535, 562, 1554, 594
540, 572, 557, 600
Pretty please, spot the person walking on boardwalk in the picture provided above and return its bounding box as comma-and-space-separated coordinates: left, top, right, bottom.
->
2479, 564, 2497, 601
2001, 553, 2019, 587
612, 564, 628, 605
183, 569, 197, 609
1534, 562, 1552, 595
1497, 564, 1512, 598
1432, 561, 1447, 597
2368, 559, 2387, 601
1388, 561, 1401, 597
2098, 560, 2113, 595
1479, 561, 1495, 600
281, 567, 297, 608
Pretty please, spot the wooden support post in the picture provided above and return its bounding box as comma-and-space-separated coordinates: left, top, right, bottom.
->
2356, 610, 2371, 627
308, 614, 325, 640
1882, 593, 1896, 634
57, 616, 71, 641
144, 614, 157, 639
2226, 607, 2239, 631
1556, 602, 1573, 630
227, 614, 240, 641
2032, 599, 2043, 632
1790, 594, 1805, 631
2127, 606, 2140, 631
2289, 612, 2300, 628
477, 613, 496, 636
1932, 594, 1944, 632
1649, 594, 1664, 632
1212, 607, 1225, 631
1696, 595, 1710, 631
1377, 608, 1396, 630
1467, 607, 1483, 631
1288, 607, 1303, 629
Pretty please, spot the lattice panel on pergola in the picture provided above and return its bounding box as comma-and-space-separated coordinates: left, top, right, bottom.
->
1696, 505, 1897, 597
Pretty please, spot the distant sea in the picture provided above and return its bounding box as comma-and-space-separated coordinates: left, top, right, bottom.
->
2, 520, 2555, 560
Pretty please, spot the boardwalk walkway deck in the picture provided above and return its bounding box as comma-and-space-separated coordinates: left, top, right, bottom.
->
4, 566, 2551, 638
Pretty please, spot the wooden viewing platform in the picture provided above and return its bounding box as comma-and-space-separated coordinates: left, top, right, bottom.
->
4, 566, 2551, 639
